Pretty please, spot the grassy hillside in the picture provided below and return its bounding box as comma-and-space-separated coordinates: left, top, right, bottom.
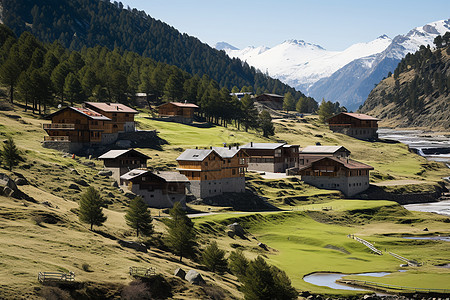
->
1, 101, 449, 298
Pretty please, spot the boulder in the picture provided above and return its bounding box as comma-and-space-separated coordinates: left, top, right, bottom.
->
15, 177, 28, 186
185, 270, 205, 285
228, 222, 246, 238
258, 242, 268, 250
118, 240, 147, 253
174, 268, 186, 279
0, 173, 18, 192
98, 170, 112, 177
70, 169, 79, 175
3, 186, 14, 197
82, 161, 96, 167
68, 183, 81, 191
74, 179, 89, 187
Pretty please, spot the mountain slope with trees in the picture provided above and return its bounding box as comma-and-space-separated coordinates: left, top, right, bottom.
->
1, 0, 306, 99
360, 33, 450, 129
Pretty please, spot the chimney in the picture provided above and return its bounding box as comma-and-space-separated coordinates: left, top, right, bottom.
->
250, 142, 253, 147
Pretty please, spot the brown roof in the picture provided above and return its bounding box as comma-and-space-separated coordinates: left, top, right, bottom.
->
84, 102, 138, 114
46, 106, 111, 121
158, 102, 199, 108
299, 156, 373, 171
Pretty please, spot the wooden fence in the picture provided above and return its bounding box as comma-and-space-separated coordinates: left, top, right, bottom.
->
38, 271, 75, 284
348, 234, 382, 255
129, 266, 156, 278
337, 278, 450, 294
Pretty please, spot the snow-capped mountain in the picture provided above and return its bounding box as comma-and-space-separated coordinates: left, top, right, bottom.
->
217, 19, 450, 110
214, 42, 239, 51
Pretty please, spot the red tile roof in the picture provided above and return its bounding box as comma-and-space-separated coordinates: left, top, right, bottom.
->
84, 102, 138, 113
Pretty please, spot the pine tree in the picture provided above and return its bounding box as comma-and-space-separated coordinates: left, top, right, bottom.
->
317, 99, 335, 122
240, 94, 259, 132
282, 92, 296, 112
228, 249, 248, 280
64, 72, 84, 106
202, 241, 227, 274
125, 196, 153, 237
259, 110, 274, 137
78, 187, 107, 231
0, 58, 20, 103
166, 202, 196, 262
1, 136, 22, 171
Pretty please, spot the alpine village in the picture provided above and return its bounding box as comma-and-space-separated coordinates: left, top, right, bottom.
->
0, 1, 449, 300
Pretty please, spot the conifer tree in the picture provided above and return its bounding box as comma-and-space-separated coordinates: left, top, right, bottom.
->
202, 241, 227, 274
78, 187, 107, 231
228, 249, 248, 280
240, 94, 259, 132
317, 99, 335, 122
64, 72, 84, 106
1, 136, 22, 171
0, 58, 20, 103
166, 202, 195, 262
259, 110, 274, 137
282, 92, 296, 112
125, 196, 153, 237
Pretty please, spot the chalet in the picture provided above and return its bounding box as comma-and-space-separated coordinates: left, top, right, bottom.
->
120, 169, 189, 208
43, 102, 139, 152
43, 106, 111, 152
84, 102, 138, 133
240, 142, 299, 173
176, 147, 248, 199
299, 145, 351, 167
157, 102, 199, 124
98, 149, 150, 183
327, 112, 379, 140
298, 156, 374, 197
254, 93, 284, 110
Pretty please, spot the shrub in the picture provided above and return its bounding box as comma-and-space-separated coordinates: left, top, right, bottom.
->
40, 286, 72, 300
121, 279, 152, 300
81, 263, 92, 272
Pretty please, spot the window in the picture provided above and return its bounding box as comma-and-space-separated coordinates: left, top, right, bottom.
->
205, 162, 208, 166
232, 169, 236, 175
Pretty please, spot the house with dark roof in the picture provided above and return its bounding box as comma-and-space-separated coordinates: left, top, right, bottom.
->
240, 142, 299, 173
157, 102, 199, 124
99, 149, 150, 182
176, 147, 248, 199
299, 145, 351, 167
327, 112, 379, 140
84, 102, 138, 133
298, 156, 374, 196
120, 169, 189, 208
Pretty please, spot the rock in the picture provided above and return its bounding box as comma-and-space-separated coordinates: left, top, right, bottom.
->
423, 228, 429, 231
185, 270, 205, 285
15, 177, 28, 186
118, 240, 147, 253
112, 181, 119, 188
124, 192, 136, 199
82, 161, 96, 167
98, 170, 112, 177
174, 268, 186, 279
68, 183, 81, 191
70, 169, 79, 175
228, 222, 246, 238
74, 179, 89, 187
3, 186, 14, 197
227, 230, 235, 238
0, 173, 19, 192
106, 192, 115, 198
258, 242, 268, 250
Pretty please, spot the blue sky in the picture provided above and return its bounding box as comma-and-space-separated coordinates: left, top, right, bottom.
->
120, 0, 450, 50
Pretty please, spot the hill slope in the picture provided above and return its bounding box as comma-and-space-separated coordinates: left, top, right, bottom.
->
360, 42, 450, 129
1, 0, 305, 98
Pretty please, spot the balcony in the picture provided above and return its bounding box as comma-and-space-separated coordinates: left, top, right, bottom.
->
43, 123, 75, 130
44, 136, 69, 142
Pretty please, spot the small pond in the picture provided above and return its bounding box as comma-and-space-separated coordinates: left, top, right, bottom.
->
303, 271, 405, 292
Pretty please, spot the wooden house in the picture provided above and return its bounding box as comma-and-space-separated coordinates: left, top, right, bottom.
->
240, 142, 299, 173
327, 112, 379, 140
157, 102, 199, 124
98, 149, 150, 183
176, 147, 248, 199
120, 169, 189, 208
299, 145, 351, 167
84, 102, 138, 133
298, 157, 373, 197
254, 93, 284, 110
43, 107, 111, 152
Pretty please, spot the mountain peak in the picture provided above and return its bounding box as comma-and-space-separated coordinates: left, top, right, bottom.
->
283, 39, 325, 50
214, 42, 239, 51
377, 34, 390, 40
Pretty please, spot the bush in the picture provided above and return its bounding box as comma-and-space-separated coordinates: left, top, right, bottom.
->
40, 286, 72, 300
81, 263, 92, 272
121, 279, 152, 300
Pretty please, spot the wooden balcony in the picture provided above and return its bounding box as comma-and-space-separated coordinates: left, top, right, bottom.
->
43, 123, 75, 130
44, 136, 69, 142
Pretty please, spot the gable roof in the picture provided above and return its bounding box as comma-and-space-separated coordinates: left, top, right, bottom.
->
45, 106, 111, 121
176, 149, 217, 162
156, 171, 189, 183
158, 102, 199, 108
241, 142, 285, 150
329, 112, 379, 121
299, 156, 373, 171
211, 147, 248, 159
300, 145, 350, 154
120, 169, 188, 183
120, 169, 150, 181
98, 149, 150, 160
84, 102, 138, 114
